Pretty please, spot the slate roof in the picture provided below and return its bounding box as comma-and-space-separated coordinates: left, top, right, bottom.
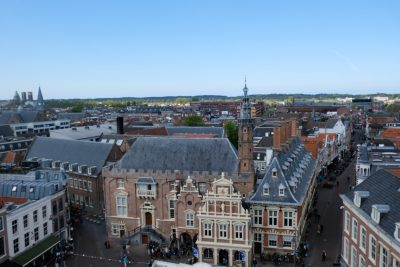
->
253, 127, 274, 138
0, 179, 63, 200
49, 124, 116, 140
247, 138, 316, 206
341, 169, 400, 245
165, 126, 224, 138
115, 137, 238, 173
256, 136, 273, 148
26, 137, 113, 174
0, 111, 40, 124
0, 125, 14, 137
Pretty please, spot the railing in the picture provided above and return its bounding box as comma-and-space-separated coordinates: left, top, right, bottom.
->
137, 189, 156, 198
126, 225, 166, 242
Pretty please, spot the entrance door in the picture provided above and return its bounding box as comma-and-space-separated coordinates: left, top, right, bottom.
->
119, 229, 125, 237
254, 242, 262, 255
219, 249, 229, 266
145, 212, 152, 226
142, 234, 149, 244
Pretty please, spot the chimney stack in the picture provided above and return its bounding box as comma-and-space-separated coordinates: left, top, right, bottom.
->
117, 117, 124, 134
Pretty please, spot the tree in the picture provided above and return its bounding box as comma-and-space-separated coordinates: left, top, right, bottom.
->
183, 115, 205, 126
224, 121, 238, 148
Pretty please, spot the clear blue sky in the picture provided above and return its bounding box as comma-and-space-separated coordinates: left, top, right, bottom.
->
1, 0, 399, 99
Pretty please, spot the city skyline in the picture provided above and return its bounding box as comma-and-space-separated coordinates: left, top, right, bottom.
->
1, 0, 399, 99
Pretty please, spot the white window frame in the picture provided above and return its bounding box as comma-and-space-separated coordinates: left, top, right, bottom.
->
268, 210, 278, 226
359, 255, 366, 267
351, 245, 357, 267
369, 235, 376, 263
203, 223, 212, 237
219, 224, 227, 239
344, 211, 350, 234
343, 237, 349, 264
352, 218, 358, 243
253, 209, 263, 226
116, 195, 128, 217
111, 223, 125, 236
360, 226, 366, 252
254, 233, 262, 242
380, 245, 389, 267
283, 211, 293, 227
234, 224, 244, 240
279, 188, 285, 196
185, 211, 195, 227
268, 235, 277, 247
168, 198, 175, 219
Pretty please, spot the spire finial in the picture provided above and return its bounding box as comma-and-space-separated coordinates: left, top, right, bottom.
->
245, 76, 247, 88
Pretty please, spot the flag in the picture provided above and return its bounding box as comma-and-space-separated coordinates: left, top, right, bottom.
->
192, 247, 199, 258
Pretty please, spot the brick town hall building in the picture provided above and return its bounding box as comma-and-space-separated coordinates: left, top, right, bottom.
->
103, 83, 256, 264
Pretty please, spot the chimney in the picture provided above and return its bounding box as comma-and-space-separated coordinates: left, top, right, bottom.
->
273, 126, 282, 150
117, 117, 124, 134
291, 119, 297, 137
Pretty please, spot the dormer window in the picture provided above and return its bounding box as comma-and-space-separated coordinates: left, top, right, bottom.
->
371, 204, 390, 224
116, 178, 125, 189
272, 168, 278, 177
263, 183, 270, 195
354, 191, 370, 207
278, 184, 285, 196
395, 223, 400, 242
12, 186, 17, 192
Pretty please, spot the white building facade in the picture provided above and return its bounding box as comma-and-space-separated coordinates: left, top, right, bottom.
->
196, 175, 252, 267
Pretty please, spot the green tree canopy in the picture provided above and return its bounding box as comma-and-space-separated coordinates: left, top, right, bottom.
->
183, 115, 205, 126
224, 121, 238, 148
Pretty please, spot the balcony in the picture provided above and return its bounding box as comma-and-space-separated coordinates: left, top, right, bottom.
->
137, 189, 156, 199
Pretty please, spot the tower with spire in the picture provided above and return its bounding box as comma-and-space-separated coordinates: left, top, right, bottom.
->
36, 86, 45, 108
237, 78, 255, 186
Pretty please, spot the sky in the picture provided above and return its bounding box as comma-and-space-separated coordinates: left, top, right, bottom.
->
1, 0, 399, 99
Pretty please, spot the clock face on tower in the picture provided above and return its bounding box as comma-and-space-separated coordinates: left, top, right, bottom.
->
217, 186, 229, 195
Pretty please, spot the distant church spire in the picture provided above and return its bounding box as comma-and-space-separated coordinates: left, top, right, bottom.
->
37, 86, 44, 106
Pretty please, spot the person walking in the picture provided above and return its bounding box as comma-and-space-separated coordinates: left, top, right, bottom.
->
320, 224, 324, 233
252, 256, 258, 267
321, 250, 327, 261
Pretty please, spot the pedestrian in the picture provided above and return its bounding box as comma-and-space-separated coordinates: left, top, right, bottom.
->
336, 180, 339, 187
104, 240, 108, 249
317, 224, 321, 234
252, 256, 257, 267
107, 240, 111, 248
320, 224, 324, 233
321, 250, 327, 261
347, 176, 350, 183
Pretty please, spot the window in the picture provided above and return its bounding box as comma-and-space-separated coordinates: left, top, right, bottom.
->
204, 223, 212, 237
42, 206, 47, 219
13, 238, 19, 254
360, 226, 366, 251
351, 246, 357, 267
219, 224, 227, 238
111, 223, 125, 236
393, 258, 400, 267
352, 219, 358, 242
52, 202, 57, 215
34, 227, 39, 241
279, 188, 285, 196
369, 235, 376, 262
268, 210, 278, 226
0, 217, 3, 231
359, 256, 366, 267
43, 222, 48, 236
73, 179, 78, 188
263, 185, 269, 195
88, 181, 92, 192
234, 224, 243, 239
371, 207, 380, 223
54, 219, 59, 232
24, 232, 30, 247
344, 211, 350, 234
343, 238, 349, 263
12, 220, 18, 234
168, 199, 175, 219
380, 246, 388, 267
253, 209, 263, 225
283, 236, 292, 248
0, 236, 5, 257
284, 211, 293, 227
116, 196, 127, 217
254, 233, 262, 242
23, 215, 28, 228
272, 168, 277, 177
58, 198, 64, 211
268, 235, 277, 247
117, 178, 125, 189
198, 182, 206, 194
204, 248, 213, 259
186, 212, 194, 227
33, 210, 38, 223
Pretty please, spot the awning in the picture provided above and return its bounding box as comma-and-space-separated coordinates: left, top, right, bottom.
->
12, 235, 60, 266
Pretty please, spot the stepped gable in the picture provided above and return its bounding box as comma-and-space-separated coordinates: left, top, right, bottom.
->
115, 136, 238, 173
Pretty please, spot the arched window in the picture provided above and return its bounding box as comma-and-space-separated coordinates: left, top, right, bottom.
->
204, 248, 213, 259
